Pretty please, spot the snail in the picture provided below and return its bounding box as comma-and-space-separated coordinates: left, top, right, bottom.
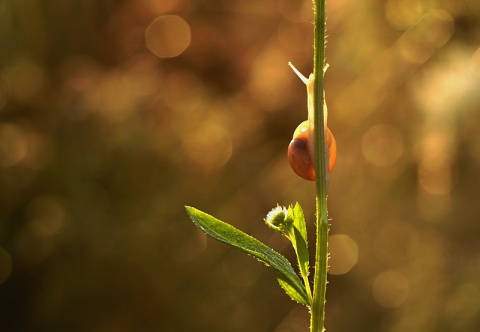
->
288, 121, 336, 181
287, 63, 337, 181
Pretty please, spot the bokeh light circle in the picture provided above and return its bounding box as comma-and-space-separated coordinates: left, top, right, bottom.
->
362, 124, 404, 167
328, 234, 359, 275
372, 271, 409, 308
0, 123, 28, 168
145, 15, 191, 58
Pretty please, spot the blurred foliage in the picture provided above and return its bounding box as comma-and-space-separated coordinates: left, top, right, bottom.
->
1, 0, 480, 331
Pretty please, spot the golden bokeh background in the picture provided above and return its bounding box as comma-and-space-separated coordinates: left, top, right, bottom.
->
1, 0, 480, 331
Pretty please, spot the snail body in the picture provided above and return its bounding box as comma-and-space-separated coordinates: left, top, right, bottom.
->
287, 63, 337, 181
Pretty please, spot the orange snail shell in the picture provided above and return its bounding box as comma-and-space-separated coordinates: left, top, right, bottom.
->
288, 121, 337, 181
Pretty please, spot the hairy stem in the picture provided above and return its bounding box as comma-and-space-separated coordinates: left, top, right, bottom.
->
310, 0, 329, 331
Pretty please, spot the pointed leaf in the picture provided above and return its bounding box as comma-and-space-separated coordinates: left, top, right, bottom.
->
186, 206, 309, 305
291, 203, 310, 280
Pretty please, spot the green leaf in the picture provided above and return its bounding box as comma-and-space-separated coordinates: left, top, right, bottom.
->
290, 203, 310, 281
185, 206, 309, 306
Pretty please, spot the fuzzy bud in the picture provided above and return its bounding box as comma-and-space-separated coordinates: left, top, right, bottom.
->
265, 205, 293, 234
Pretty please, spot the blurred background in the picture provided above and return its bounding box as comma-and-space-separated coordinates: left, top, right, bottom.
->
1, 0, 480, 331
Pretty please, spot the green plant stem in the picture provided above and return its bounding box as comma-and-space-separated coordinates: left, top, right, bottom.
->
310, 0, 328, 331
303, 274, 313, 303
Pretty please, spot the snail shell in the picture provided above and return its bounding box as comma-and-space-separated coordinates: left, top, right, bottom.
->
288, 120, 336, 181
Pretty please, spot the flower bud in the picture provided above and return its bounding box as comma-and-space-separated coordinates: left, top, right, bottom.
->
265, 205, 293, 234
